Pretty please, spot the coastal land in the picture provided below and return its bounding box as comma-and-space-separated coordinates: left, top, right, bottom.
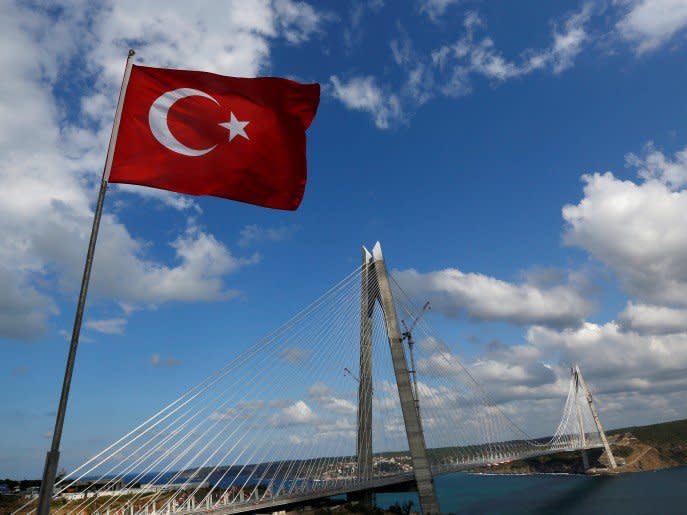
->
472, 418, 687, 475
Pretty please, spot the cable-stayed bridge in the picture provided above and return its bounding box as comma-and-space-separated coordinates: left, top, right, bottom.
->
19, 243, 616, 515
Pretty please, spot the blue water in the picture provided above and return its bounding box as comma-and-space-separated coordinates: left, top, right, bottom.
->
376, 467, 687, 514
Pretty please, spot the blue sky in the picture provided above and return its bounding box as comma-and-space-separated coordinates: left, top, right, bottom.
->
3, 0, 687, 478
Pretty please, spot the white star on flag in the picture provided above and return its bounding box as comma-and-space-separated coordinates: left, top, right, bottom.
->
219, 112, 250, 142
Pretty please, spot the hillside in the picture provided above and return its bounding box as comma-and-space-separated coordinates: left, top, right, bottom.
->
475, 418, 687, 475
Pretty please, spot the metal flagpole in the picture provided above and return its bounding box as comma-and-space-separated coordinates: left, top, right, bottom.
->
36, 49, 136, 515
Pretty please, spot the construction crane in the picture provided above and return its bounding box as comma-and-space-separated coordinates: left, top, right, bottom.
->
343, 367, 359, 382
344, 366, 373, 396
401, 301, 430, 420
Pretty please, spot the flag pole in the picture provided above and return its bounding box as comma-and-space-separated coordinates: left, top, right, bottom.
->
36, 49, 136, 515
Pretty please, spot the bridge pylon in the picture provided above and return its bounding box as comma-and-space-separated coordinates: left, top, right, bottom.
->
356, 242, 440, 514
573, 365, 617, 469
356, 246, 375, 507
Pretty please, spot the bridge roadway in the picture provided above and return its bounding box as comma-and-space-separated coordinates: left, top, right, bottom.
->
178, 444, 604, 515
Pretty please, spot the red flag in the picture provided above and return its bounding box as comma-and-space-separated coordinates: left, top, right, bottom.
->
108, 65, 320, 210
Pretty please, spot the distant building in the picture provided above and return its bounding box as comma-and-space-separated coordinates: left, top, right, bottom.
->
140, 481, 209, 493
23, 486, 40, 499
63, 479, 124, 495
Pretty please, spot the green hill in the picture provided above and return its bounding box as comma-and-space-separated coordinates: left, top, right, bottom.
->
608, 418, 687, 445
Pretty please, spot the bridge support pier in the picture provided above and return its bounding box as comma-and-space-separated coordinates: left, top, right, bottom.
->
580, 449, 590, 470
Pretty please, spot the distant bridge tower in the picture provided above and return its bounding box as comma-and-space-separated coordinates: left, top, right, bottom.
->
573, 365, 617, 469
357, 243, 440, 514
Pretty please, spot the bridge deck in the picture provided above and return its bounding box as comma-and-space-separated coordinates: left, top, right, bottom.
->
180, 444, 604, 514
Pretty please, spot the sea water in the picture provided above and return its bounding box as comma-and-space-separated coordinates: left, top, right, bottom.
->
375, 466, 687, 514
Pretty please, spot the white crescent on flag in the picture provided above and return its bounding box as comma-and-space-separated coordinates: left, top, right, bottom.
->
148, 88, 219, 157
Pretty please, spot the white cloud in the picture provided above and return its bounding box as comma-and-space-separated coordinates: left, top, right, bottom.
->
418, 0, 461, 21
417, 351, 465, 377
208, 408, 238, 421
527, 322, 687, 396
318, 396, 357, 415
238, 224, 299, 247
329, 75, 404, 129
546, 3, 594, 73
411, 320, 687, 431
274, 0, 330, 44
279, 347, 311, 364
307, 381, 356, 414
422, 4, 592, 92
149, 353, 181, 367
390, 28, 436, 105
419, 336, 450, 353
393, 267, 593, 328
616, 0, 687, 54
626, 142, 687, 189
359, 5, 594, 127
87, 223, 253, 305
0, 267, 55, 341
269, 400, 318, 427
113, 184, 201, 212
316, 417, 355, 434
562, 170, 687, 306
308, 382, 332, 398
343, 0, 386, 51
618, 302, 687, 335
85, 317, 127, 335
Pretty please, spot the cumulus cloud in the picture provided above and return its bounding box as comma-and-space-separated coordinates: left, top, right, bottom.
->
269, 400, 318, 427
618, 302, 687, 335
563, 169, 687, 306
329, 75, 404, 129
87, 223, 252, 305
0, 268, 55, 341
287, 417, 357, 447
626, 142, 687, 190
412, 319, 687, 432
308, 381, 357, 415
616, 0, 687, 54
393, 267, 593, 328
85, 317, 127, 335
308, 382, 332, 398
318, 396, 357, 415
419, 336, 450, 353
417, 350, 465, 377
527, 322, 687, 396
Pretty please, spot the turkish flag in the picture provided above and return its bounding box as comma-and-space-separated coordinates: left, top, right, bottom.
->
108, 65, 320, 210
